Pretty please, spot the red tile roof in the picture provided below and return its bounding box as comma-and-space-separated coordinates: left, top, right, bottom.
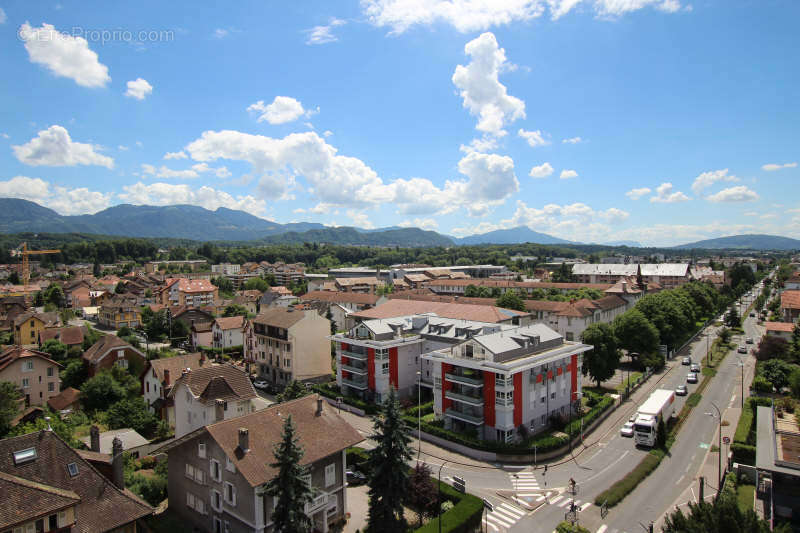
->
0, 346, 62, 373
165, 278, 216, 293
214, 316, 246, 331
38, 326, 88, 346
47, 387, 81, 411
168, 364, 256, 405
352, 299, 527, 323
781, 290, 800, 310
765, 321, 796, 333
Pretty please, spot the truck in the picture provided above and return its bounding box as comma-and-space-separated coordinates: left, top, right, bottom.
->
633, 389, 675, 447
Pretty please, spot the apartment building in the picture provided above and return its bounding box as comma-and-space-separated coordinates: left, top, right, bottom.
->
160, 278, 218, 308
424, 279, 613, 296
334, 277, 385, 294
162, 395, 361, 533
423, 323, 591, 442
98, 295, 141, 329
82, 335, 147, 378
299, 291, 386, 331
261, 262, 305, 287
781, 290, 800, 323
13, 312, 60, 346
247, 308, 331, 388
212, 316, 246, 350
142, 352, 212, 426
572, 263, 693, 289
0, 346, 62, 408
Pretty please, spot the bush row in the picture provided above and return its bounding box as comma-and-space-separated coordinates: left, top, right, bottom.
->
413, 481, 483, 533
311, 384, 379, 415
405, 401, 435, 418
594, 449, 665, 507
731, 442, 756, 465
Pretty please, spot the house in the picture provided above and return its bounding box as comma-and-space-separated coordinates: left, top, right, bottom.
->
334, 277, 384, 294
754, 405, 800, 522
233, 290, 262, 315
192, 321, 213, 350
13, 312, 61, 346
160, 278, 218, 308
0, 429, 152, 532
0, 299, 28, 333
161, 394, 362, 533
98, 295, 142, 330
0, 346, 62, 408
247, 308, 332, 390
423, 323, 591, 442
39, 325, 89, 350
785, 273, 800, 291
351, 299, 530, 325
63, 279, 92, 308
47, 387, 81, 414
80, 427, 150, 458
571, 263, 692, 289
780, 290, 800, 323
764, 321, 796, 342
172, 306, 216, 329
423, 278, 614, 297
299, 291, 386, 331
82, 335, 147, 377
142, 352, 213, 426
212, 316, 246, 350
168, 364, 259, 438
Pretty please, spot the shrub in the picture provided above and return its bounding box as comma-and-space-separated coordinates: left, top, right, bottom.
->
686, 393, 702, 408
412, 481, 482, 533
556, 522, 591, 533
751, 376, 772, 394
595, 450, 664, 507
311, 384, 379, 415
731, 443, 756, 465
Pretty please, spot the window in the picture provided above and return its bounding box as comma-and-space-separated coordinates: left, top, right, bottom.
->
325, 463, 336, 487
224, 482, 237, 506
116, 359, 128, 369
541, 414, 546, 425
48, 514, 58, 530
210, 459, 221, 482
187, 411, 192, 424
12, 447, 36, 465
198, 443, 206, 459
495, 390, 513, 407
146, 381, 150, 393
550, 392, 556, 399
213, 518, 222, 533
211, 489, 222, 511
381, 362, 389, 375
46, 367, 53, 377
225, 456, 236, 473
67, 462, 78, 477
48, 382, 54, 392
35, 520, 44, 533
23, 361, 34, 372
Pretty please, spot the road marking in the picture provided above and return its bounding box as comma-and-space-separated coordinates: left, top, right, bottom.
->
580, 502, 592, 511
596, 526, 608, 533
557, 498, 572, 508
582, 450, 631, 484
676, 474, 685, 485
699, 443, 709, 449
549, 495, 564, 506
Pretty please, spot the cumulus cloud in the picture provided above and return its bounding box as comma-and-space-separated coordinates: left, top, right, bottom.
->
13, 125, 113, 168
650, 182, 688, 203
0, 176, 112, 214
247, 96, 316, 125
305, 18, 346, 45
119, 182, 266, 215
0, 8, 6, 24
19, 22, 110, 88
529, 162, 553, 178
399, 218, 439, 231
164, 151, 188, 160
518, 129, 549, 147
559, 169, 578, 179
562, 136, 582, 144
213, 28, 229, 39
691, 168, 739, 195
452, 33, 525, 137
124, 78, 153, 100
762, 162, 797, 172
346, 210, 375, 229
706, 185, 759, 203
460, 136, 499, 153
141, 164, 198, 179
625, 187, 651, 200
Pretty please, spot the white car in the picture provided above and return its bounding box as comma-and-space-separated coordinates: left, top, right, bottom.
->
620, 422, 635, 438
253, 380, 269, 390
687, 372, 698, 384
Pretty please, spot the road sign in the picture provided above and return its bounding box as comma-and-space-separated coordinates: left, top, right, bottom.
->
565, 510, 577, 523
482, 499, 494, 513
723, 436, 730, 445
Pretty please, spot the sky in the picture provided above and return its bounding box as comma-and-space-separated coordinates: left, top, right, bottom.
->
0, 0, 798, 247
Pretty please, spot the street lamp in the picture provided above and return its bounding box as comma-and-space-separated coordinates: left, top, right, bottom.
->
416, 370, 422, 461
705, 401, 722, 492
738, 358, 745, 409
437, 461, 450, 533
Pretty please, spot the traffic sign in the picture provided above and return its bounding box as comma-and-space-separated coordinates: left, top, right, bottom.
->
723, 436, 730, 444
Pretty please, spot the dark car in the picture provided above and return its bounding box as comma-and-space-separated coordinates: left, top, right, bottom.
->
346, 470, 366, 485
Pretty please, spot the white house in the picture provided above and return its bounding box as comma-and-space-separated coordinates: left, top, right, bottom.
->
212, 316, 246, 350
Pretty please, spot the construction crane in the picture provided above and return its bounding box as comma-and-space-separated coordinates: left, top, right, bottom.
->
10, 242, 60, 299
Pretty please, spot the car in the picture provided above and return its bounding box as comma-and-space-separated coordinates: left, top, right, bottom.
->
749, 312, 756, 317
746, 337, 754, 344
682, 357, 692, 365
620, 422, 635, 438
676, 385, 688, 396
346, 470, 366, 485
629, 414, 637, 423
738, 346, 748, 354
690, 363, 701, 373
687, 372, 698, 384
253, 380, 269, 390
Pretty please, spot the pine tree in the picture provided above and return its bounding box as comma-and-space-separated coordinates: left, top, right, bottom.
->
366, 388, 412, 533
266, 415, 313, 533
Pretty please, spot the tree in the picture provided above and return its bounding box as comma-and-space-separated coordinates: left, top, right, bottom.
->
115, 282, 127, 294
496, 291, 525, 312
211, 276, 234, 294
61, 359, 88, 389
759, 359, 793, 391
41, 339, 68, 361
790, 323, 800, 362
223, 304, 249, 317
656, 416, 666, 449
276, 380, 310, 403
788, 367, 800, 400
106, 397, 158, 437
718, 327, 732, 345
80, 372, 127, 412
580, 323, 620, 387
43, 284, 66, 308
325, 307, 336, 334
725, 305, 741, 329
8, 271, 20, 285
117, 325, 133, 338
266, 415, 313, 533
366, 388, 411, 533
0, 381, 21, 438
613, 309, 660, 356
243, 277, 270, 292
753, 336, 789, 361
407, 462, 438, 528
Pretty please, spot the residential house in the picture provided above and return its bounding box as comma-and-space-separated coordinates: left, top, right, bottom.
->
572, 263, 693, 289
47, 387, 81, 414
212, 316, 246, 350
13, 312, 61, 346
785, 273, 800, 291
192, 322, 214, 350
299, 291, 386, 331
764, 322, 795, 342
0, 298, 28, 333
39, 325, 89, 350
169, 364, 259, 438
262, 261, 305, 287
754, 405, 800, 523
781, 290, 800, 323
80, 428, 150, 458
82, 335, 147, 377
98, 295, 142, 330
160, 278, 218, 308
248, 308, 331, 389
423, 323, 591, 442
63, 279, 92, 309
142, 352, 212, 426
172, 306, 216, 329
0, 346, 62, 408
233, 290, 262, 315
162, 394, 361, 533
0, 429, 152, 532
334, 277, 384, 294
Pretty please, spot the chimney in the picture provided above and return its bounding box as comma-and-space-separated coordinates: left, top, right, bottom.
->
163, 369, 171, 386
199, 352, 206, 365
111, 437, 124, 489
215, 399, 225, 422
90, 425, 101, 452
316, 397, 324, 416
238, 428, 249, 453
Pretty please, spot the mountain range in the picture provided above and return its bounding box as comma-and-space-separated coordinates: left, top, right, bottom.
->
673, 234, 800, 250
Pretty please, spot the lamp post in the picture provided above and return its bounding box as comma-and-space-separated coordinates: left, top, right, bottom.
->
705, 401, 722, 491
416, 370, 422, 461
738, 359, 745, 409
437, 461, 449, 533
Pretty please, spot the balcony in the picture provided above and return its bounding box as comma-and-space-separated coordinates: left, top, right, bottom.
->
445, 390, 484, 407
341, 363, 368, 375
341, 349, 368, 361
305, 490, 329, 513
445, 371, 483, 388
444, 407, 484, 426
495, 376, 513, 390
342, 376, 368, 390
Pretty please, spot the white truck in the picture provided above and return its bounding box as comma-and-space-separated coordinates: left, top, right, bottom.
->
633, 389, 676, 447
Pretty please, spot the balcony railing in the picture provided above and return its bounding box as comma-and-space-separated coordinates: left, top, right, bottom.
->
341, 349, 368, 361
305, 490, 329, 513
342, 377, 368, 390
444, 407, 484, 425
495, 377, 513, 389
341, 363, 368, 375
445, 390, 484, 406
445, 372, 483, 387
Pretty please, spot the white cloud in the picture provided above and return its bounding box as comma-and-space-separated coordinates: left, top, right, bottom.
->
452, 33, 525, 136
706, 185, 759, 203
562, 136, 582, 144
164, 150, 188, 160
141, 164, 198, 179
247, 96, 315, 125
592, 0, 683, 17
213, 28, 228, 39
0, 8, 6, 24
305, 18, 346, 45
743, 211, 758, 216
124, 78, 153, 100
529, 162, 553, 178
19, 22, 110, 88
625, 187, 651, 200
119, 182, 266, 216
650, 182, 689, 203
346, 210, 375, 229
762, 162, 797, 172
323, 130, 333, 137
1, 133, 9, 139
399, 218, 439, 231
460, 135, 499, 153
13, 125, 113, 168
0, 176, 112, 214
559, 169, 578, 179
118, 145, 128, 151
760, 213, 777, 220
691, 168, 738, 194
518, 129, 549, 147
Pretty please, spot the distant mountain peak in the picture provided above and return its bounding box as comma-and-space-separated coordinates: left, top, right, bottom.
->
455, 225, 574, 245
675, 234, 800, 250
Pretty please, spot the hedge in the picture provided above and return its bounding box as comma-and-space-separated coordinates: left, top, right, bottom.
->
413, 481, 483, 533
731, 442, 756, 466
346, 447, 370, 473
406, 401, 435, 418
311, 384, 379, 415
594, 449, 665, 507
734, 397, 772, 446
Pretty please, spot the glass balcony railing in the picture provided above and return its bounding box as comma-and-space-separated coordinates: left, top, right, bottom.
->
445, 390, 484, 406
445, 372, 483, 387
341, 363, 368, 375
341, 349, 368, 361
342, 377, 368, 390
444, 407, 484, 425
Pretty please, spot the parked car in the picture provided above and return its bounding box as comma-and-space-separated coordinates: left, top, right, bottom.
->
253, 379, 269, 390
620, 422, 635, 438
690, 363, 701, 373
749, 312, 756, 317
738, 346, 748, 354
675, 385, 688, 396
745, 337, 754, 344
687, 372, 698, 384
682, 357, 692, 365
346, 470, 366, 485
629, 414, 637, 423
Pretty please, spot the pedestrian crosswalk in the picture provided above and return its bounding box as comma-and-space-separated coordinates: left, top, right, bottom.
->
510, 470, 540, 494
484, 502, 526, 532
545, 494, 592, 511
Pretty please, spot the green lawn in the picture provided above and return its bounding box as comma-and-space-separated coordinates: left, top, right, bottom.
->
736, 483, 755, 514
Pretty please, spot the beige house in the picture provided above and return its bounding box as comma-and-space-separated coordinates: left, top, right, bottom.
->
247, 308, 331, 388
0, 346, 62, 408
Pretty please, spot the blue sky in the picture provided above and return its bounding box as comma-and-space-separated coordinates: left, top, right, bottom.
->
0, 0, 798, 246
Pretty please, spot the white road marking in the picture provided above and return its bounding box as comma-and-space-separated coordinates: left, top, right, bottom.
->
597, 526, 608, 533
580, 502, 592, 511
557, 498, 572, 508
676, 474, 685, 485
549, 495, 564, 506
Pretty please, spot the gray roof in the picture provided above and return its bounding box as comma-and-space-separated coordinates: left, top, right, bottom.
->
639, 264, 690, 277
80, 428, 149, 454
572, 264, 638, 276
474, 323, 562, 355
756, 406, 800, 477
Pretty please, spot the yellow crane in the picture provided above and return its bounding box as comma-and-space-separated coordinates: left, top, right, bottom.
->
11, 242, 61, 298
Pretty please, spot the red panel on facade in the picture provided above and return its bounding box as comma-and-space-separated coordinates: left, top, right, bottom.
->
557, 367, 563, 376
341, 356, 349, 366
513, 373, 523, 427
342, 370, 351, 380
570, 354, 578, 402
341, 342, 349, 351
441, 363, 452, 410
536, 373, 543, 383
368, 348, 376, 390
389, 347, 399, 389
547, 370, 554, 381
483, 371, 495, 427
